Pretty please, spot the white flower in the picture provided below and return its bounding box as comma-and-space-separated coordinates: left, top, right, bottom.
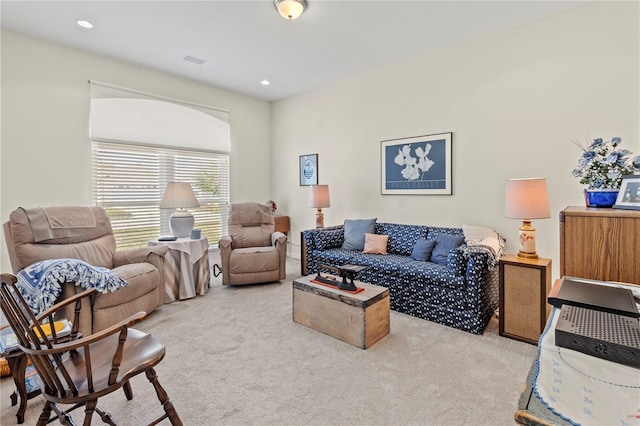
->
394, 143, 436, 182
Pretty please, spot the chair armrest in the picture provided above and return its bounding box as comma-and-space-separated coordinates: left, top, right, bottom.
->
271, 231, 287, 246
218, 235, 232, 285
35, 287, 97, 321
272, 232, 287, 280
114, 247, 168, 306
114, 246, 168, 267
35, 287, 97, 340
219, 235, 232, 250
28, 311, 148, 355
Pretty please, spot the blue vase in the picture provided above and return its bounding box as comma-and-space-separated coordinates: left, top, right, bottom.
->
584, 189, 619, 208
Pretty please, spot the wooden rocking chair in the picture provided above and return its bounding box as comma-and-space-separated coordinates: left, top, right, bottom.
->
0, 273, 182, 425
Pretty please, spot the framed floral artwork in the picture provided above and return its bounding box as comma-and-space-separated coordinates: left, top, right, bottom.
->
613, 175, 640, 210
299, 154, 318, 186
381, 132, 452, 195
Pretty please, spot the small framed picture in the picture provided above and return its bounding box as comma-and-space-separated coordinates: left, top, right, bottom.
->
613, 175, 640, 210
299, 154, 318, 186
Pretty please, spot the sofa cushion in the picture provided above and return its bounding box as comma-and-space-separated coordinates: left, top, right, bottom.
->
228, 246, 279, 274
430, 234, 465, 266
410, 238, 436, 261
363, 233, 389, 254
350, 253, 411, 275
396, 260, 466, 290
314, 228, 344, 250
312, 248, 356, 268
376, 223, 428, 256
342, 218, 376, 251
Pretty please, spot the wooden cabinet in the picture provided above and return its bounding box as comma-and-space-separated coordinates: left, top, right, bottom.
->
273, 215, 290, 236
499, 255, 552, 345
560, 206, 640, 285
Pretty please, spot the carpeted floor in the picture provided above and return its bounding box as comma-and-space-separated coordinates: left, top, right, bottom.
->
1, 257, 537, 425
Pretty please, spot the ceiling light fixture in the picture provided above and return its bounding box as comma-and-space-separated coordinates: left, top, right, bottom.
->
76, 20, 93, 29
261, 80, 271, 86
274, 0, 307, 20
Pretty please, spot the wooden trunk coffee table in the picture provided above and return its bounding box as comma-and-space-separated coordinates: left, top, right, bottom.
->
292, 275, 390, 349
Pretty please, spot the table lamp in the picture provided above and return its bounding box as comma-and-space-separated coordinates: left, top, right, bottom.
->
309, 185, 330, 228
504, 177, 551, 259
160, 182, 200, 238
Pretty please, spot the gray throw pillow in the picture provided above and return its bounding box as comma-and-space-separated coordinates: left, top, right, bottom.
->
430, 234, 465, 266
410, 238, 436, 261
341, 218, 377, 251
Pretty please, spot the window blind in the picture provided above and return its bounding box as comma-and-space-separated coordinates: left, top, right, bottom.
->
92, 140, 229, 249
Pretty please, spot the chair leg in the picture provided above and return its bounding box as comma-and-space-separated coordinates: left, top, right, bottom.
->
145, 368, 183, 426
83, 399, 96, 426
37, 401, 53, 426
50, 403, 76, 426
123, 380, 134, 400
95, 405, 117, 426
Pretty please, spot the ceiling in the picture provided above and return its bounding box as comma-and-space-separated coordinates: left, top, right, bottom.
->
1, 1, 582, 102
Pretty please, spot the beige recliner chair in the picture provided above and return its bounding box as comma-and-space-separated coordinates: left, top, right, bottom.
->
218, 202, 287, 285
3, 206, 168, 336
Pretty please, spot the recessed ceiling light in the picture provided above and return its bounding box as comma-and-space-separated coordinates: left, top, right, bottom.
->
261, 80, 271, 86
76, 20, 93, 29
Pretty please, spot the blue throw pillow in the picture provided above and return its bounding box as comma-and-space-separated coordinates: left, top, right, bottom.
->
410, 238, 436, 261
341, 218, 377, 251
430, 234, 465, 266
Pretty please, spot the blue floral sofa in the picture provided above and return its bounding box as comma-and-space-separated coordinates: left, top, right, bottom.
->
301, 222, 500, 334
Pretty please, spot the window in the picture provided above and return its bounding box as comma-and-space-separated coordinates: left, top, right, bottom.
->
92, 141, 229, 249
89, 81, 231, 249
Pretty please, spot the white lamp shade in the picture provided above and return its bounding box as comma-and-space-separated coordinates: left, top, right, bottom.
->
504, 178, 551, 219
309, 185, 330, 208
160, 182, 200, 209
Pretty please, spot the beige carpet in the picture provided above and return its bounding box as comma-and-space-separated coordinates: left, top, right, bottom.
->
1, 257, 537, 425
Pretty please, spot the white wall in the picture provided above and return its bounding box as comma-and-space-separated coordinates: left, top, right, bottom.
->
271, 1, 640, 279
1, 30, 272, 271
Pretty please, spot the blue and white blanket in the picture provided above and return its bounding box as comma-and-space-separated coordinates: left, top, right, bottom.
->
461, 224, 506, 270
16, 259, 128, 315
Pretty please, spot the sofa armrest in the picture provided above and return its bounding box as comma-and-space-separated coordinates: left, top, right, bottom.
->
461, 250, 498, 313
300, 225, 344, 275
447, 248, 467, 276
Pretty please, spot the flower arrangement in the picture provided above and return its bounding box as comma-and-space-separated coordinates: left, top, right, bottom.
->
572, 137, 640, 190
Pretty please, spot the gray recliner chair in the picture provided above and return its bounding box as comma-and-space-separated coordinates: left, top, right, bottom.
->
3, 206, 168, 336
218, 202, 287, 285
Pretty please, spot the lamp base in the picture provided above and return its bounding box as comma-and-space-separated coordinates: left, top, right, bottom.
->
517, 220, 539, 260
170, 210, 194, 238
516, 251, 539, 260
315, 208, 324, 228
